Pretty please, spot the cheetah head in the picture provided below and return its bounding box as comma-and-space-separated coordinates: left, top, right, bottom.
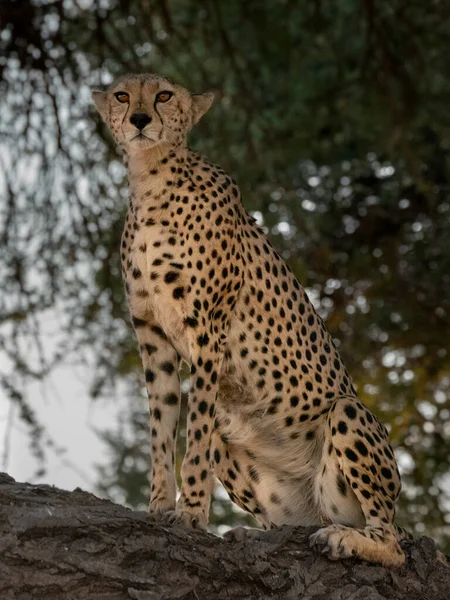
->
92, 73, 213, 154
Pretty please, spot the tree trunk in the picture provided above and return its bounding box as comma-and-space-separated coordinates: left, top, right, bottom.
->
0, 473, 448, 600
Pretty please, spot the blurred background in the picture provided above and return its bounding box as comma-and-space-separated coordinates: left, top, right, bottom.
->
0, 0, 449, 549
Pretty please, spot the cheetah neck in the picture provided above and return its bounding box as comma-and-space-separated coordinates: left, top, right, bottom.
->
126, 144, 189, 208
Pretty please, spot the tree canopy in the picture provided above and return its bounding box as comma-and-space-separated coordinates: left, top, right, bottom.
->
1, 0, 449, 549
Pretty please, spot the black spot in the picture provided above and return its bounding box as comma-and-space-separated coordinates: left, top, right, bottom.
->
384, 448, 394, 460
151, 325, 167, 339
198, 333, 210, 347
165, 271, 179, 284
164, 393, 178, 405
381, 467, 393, 480
132, 316, 147, 328
338, 421, 348, 435
198, 401, 208, 414
345, 448, 358, 462
344, 404, 357, 420
145, 369, 155, 382
161, 362, 175, 375
143, 344, 157, 355
184, 316, 199, 327
173, 287, 185, 299
355, 440, 368, 457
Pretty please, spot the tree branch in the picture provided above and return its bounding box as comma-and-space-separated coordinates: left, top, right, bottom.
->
0, 473, 448, 599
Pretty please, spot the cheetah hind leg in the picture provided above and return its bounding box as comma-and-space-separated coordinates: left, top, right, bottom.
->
210, 433, 271, 535
309, 396, 405, 568
309, 523, 403, 567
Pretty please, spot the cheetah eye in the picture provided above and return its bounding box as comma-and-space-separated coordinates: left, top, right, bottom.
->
114, 91, 129, 103
156, 91, 173, 103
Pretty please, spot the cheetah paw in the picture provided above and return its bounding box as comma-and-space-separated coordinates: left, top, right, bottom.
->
150, 501, 175, 513
309, 525, 356, 560
164, 509, 207, 531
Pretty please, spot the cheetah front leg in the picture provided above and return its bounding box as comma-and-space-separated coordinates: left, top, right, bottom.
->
166, 328, 225, 530
310, 396, 405, 568
133, 318, 181, 515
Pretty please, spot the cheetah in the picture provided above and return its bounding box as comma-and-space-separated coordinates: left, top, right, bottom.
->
92, 73, 405, 567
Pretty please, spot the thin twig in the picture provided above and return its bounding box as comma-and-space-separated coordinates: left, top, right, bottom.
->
1, 400, 15, 471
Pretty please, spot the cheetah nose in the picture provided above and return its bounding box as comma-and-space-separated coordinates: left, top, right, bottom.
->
130, 113, 152, 130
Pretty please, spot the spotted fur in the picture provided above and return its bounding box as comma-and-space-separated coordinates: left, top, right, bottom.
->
92, 74, 405, 567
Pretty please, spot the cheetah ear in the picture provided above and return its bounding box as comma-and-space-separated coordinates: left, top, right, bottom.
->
92, 90, 108, 121
191, 92, 214, 125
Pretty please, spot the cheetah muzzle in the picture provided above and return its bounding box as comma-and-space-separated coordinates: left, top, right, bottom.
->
92, 73, 406, 568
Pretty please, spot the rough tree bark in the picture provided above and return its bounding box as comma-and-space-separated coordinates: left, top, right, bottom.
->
0, 473, 448, 600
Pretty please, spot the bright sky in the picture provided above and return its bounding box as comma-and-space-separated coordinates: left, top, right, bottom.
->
0, 363, 123, 494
